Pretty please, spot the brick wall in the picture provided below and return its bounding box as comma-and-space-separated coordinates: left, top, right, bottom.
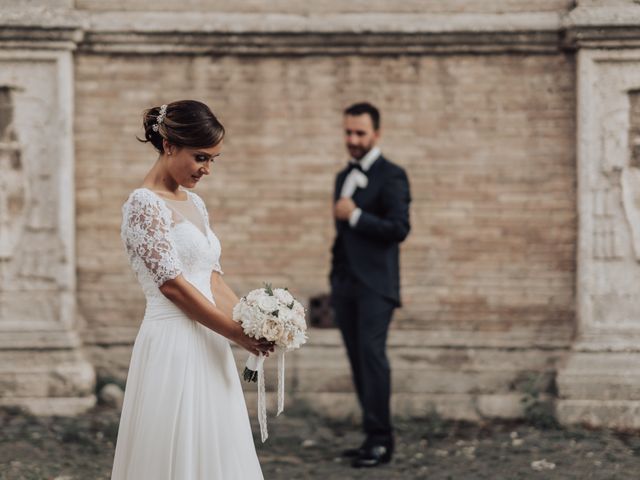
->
75, 53, 576, 347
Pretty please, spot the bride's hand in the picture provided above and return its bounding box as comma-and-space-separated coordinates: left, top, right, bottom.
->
233, 327, 275, 356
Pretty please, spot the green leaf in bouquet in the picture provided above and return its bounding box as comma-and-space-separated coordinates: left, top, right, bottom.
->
263, 283, 274, 296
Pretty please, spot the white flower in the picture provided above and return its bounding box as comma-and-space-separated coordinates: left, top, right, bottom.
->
232, 301, 251, 323
234, 285, 306, 352
292, 300, 305, 316
257, 294, 279, 313
290, 330, 307, 350
278, 307, 295, 325
233, 301, 263, 337
232, 301, 243, 321
278, 328, 295, 347
262, 317, 284, 342
274, 288, 294, 306
246, 289, 262, 303
292, 312, 307, 330
255, 310, 272, 336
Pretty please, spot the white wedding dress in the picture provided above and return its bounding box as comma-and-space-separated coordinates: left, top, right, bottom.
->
111, 188, 263, 480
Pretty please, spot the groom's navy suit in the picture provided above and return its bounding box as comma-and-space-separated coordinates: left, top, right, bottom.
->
330, 152, 411, 446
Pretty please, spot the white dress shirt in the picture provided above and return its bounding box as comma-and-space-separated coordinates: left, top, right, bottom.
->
340, 146, 381, 227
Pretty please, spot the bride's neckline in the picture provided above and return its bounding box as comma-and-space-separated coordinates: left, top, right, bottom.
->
138, 187, 208, 239
140, 187, 190, 202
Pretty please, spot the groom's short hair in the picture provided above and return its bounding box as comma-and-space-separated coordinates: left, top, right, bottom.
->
344, 102, 380, 131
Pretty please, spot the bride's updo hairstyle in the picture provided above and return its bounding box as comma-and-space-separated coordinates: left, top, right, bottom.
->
139, 100, 225, 154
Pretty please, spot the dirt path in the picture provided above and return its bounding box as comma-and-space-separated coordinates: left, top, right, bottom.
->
1, 406, 639, 479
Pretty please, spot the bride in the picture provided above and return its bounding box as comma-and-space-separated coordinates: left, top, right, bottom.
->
111, 100, 273, 479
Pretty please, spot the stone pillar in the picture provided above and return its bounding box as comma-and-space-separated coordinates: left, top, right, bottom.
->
557, 1, 640, 428
0, 4, 96, 415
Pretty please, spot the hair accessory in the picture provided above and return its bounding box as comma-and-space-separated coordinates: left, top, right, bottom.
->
152, 104, 168, 132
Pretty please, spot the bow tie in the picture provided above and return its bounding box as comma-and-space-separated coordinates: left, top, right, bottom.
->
347, 162, 364, 173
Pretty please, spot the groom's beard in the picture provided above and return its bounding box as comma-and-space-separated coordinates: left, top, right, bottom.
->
347, 143, 374, 160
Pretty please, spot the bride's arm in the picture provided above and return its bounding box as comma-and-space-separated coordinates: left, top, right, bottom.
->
159, 276, 272, 356
209, 272, 240, 320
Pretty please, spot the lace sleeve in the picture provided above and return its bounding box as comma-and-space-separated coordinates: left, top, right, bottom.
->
122, 190, 183, 287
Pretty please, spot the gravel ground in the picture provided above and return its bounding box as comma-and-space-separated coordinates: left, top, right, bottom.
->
1, 405, 640, 479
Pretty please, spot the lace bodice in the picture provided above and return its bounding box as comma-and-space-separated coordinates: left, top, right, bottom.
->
121, 188, 223, 300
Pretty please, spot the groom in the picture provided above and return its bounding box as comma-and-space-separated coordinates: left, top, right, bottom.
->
330, 102, 411, 468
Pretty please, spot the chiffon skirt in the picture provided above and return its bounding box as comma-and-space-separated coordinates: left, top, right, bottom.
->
111, 300, 263, 480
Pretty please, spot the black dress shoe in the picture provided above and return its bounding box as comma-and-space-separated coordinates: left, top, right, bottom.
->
341, 446, 365, 458
351, 445, 392, 468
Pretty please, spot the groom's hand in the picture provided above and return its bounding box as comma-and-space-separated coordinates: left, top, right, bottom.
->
334, 197, 356, 221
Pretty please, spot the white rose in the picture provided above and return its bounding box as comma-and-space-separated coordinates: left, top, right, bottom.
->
257, 295, 279, 313
246, 289, 263, 303
292, 312, 307, 330
262, 317, 284, 342
290, 330, 307, 350
274, 288, 294, 306
278, 328, 295, 347
292, 300, 305, 316
233, 302, 262, 337
278, 307, 295, 325
256, 309, 272, 332
232, 301, 244, 322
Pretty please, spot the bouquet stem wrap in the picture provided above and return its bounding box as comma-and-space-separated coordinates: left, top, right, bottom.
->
246, 349, 286, 442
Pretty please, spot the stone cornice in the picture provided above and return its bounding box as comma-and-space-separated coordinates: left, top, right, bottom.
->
0, 10, 564, 54
81, 12, 564, 55
0, 7, 84, 50
3, 6, 640, 54
0, 28, 83, 51
564, 6, 640, 48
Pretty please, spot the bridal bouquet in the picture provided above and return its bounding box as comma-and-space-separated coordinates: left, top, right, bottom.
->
232, 283, 307, 441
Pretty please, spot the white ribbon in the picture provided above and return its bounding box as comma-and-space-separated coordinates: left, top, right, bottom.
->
257, 355, 267, 442
277, 349, 285, 415
246, 350, 287, 442
246, 353, 267, 442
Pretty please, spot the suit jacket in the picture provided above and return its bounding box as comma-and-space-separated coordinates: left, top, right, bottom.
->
330, 154, 411, 306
